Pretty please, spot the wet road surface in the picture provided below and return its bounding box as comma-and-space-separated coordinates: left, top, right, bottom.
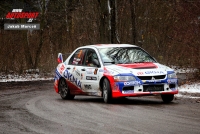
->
0, 80, 200, 134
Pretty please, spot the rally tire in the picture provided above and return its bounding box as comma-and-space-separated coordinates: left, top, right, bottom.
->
102, 78, 112, 103
58, 78, 75, 100
161, 94, 174, 103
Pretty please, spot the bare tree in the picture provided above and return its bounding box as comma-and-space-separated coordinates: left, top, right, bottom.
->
129, 0, 137, 44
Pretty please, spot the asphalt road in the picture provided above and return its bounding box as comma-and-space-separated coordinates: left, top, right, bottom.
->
0, 80, 200, 134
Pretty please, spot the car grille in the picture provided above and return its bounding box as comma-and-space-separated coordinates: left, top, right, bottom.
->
137, 75, 166, 80
122, 86, 134, 91
143, 85, 164, 92
122, 86, 134, 93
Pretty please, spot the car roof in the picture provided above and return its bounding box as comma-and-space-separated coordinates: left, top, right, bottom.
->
79, 44, 139, 49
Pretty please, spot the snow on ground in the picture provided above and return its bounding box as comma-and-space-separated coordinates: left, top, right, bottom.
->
179, 83, 200, 93
0, 74, 53, 82
170, 65, 199, 74
175, 82, 200, 99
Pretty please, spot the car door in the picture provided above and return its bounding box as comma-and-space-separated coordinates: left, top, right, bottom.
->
80, 49, 101, 93
66, 48, 86, 90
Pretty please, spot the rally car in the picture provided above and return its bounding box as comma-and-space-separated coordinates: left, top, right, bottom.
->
54, 44, 178, 103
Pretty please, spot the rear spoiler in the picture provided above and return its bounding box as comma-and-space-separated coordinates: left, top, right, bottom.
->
57, 53, 71, 64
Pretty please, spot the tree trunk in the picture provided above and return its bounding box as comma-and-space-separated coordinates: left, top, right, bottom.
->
99, 0, 110, 43
34, 0, 45, 68
24, 30, 34, 69
110, 0, 118, 43
129, 0, 137, 44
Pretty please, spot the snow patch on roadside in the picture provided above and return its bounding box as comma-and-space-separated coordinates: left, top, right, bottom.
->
175, 94, 200, 99
0, 74, 53, 82
178, 83, 200, 93
175, 82, 200, 99
170, 66, 198, 74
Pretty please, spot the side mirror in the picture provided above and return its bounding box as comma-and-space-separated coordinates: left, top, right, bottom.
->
92, 59, 100, 67
57, 53, 63, 63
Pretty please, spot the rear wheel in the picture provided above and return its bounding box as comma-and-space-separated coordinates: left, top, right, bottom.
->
58, 78, 75, 100
102, 78, 112, 103
161, 94, 174, 103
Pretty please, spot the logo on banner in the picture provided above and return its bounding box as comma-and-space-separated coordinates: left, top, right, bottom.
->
6, 9, 39, 23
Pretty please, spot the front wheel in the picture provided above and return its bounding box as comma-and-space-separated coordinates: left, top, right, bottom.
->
161, 94, 174, 103
102, 78, 112, 103
58, 78, 75, 100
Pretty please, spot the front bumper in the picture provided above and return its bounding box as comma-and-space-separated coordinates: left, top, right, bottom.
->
111, 80, 178, 98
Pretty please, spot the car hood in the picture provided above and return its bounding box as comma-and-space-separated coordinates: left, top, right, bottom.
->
104, 62, 173, 76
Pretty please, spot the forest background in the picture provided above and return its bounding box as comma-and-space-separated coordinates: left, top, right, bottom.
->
0, 0, 199, 79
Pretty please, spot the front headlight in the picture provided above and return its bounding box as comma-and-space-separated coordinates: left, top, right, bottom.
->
113, 76, 136, 82
168, 72, 177, 79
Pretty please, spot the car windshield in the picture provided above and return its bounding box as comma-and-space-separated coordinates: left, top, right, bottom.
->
98, 47, 156, 65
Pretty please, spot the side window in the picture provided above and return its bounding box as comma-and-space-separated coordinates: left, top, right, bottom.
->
69, 49, 86, 65
84, 49, 99, 67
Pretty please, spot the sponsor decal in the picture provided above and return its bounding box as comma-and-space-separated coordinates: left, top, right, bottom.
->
86, 76, 97, 80
99, 69, 104, 72
122, 90, 134, 94
63, 70, 81, 88
55, 70, 62, 80
145, 71, 164, 74
124, 81, 141, 86
86, 68, 94, 74
137, 72, 144, 75
145, 86, 163, 92
144, 80, 161, 83
84, 84, 92, 89
75, 69, 80, 76
59, 64, 65, 74
94, 68, 98, 75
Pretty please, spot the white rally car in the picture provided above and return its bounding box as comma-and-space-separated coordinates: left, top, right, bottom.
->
54, 44, 178, 103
